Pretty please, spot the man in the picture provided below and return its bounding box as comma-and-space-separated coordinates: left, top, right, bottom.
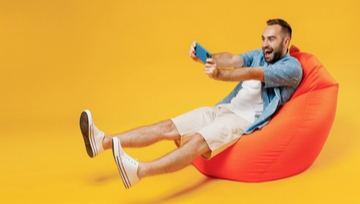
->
79, 19, 303, 189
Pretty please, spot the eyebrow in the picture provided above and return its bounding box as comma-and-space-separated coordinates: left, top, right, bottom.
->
262, 35, 277, 39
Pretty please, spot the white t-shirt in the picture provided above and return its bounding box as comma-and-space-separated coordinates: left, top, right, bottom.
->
224, 80, 264, 123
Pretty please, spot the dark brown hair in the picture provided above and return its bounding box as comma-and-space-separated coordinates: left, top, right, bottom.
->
267, 19, 292, 39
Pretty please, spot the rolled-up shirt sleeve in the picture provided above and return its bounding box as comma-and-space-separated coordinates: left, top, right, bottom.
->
262, 58, 303, 89
240, 49, 262, 68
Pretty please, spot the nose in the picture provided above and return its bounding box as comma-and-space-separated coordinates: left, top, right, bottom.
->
262, 39, 269, 48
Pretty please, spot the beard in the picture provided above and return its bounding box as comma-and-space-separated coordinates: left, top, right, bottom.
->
267, 49, 283, 63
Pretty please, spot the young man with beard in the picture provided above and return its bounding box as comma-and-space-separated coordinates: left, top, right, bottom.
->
79, 19, 303, 189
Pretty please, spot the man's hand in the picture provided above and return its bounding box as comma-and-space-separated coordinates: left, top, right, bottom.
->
205, 58, 218, 79
189, 41, 203, 64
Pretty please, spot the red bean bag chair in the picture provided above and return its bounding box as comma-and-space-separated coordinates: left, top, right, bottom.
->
192, 46, 339, 182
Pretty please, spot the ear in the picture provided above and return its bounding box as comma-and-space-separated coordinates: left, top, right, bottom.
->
283, 37, 290, 47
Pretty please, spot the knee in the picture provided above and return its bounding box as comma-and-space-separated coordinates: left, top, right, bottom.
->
186, 133, 211, 155
156, 120, 180, 139
188, 133, 205, 144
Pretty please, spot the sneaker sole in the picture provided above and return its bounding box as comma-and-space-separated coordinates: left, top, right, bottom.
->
79, 110, 96, 158
112, 138, 131, 189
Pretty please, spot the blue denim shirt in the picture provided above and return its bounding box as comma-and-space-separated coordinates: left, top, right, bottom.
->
217, 49, 303, 134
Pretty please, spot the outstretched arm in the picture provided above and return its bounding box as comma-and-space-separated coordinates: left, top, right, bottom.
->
205, 58, 264, 82
189, 41, 244, 68
189, 41, 263, 82
212, 52, 244, 69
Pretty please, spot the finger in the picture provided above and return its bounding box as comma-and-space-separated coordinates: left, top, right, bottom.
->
189, 47, 195, 55
206, 58, 214, 64
191, 42, 196, 50
191, 47, 196, 54
190, 45, 196, 55
204, 68, 211, 75
205, 61, 215, 67
190, 51, 196, 58
205, 66, 215, 72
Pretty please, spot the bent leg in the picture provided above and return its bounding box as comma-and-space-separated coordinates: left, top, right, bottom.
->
103, 119, 180, 150
137, 133, 211, 179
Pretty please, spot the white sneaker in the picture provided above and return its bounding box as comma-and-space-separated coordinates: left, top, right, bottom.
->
112, 137, 140, 189
79, 110, 105, 158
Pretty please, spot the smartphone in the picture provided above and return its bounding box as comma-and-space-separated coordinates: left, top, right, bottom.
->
195, 42, 212, 63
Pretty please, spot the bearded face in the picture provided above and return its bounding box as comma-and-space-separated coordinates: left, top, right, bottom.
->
261, 25, 289, 64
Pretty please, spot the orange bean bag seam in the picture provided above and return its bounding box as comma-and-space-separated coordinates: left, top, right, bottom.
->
258, 92, 310, 181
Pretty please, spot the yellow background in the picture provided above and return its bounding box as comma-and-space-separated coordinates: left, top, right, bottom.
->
1, 0, 359, 203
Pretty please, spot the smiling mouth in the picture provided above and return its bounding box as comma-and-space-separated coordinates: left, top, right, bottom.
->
264, 49, 273, 57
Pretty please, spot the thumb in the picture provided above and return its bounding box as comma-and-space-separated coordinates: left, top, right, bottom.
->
206, 58, 215, 64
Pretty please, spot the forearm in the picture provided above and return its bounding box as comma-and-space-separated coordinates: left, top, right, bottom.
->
212, 52, 244, 68
214, 67, 264, 82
